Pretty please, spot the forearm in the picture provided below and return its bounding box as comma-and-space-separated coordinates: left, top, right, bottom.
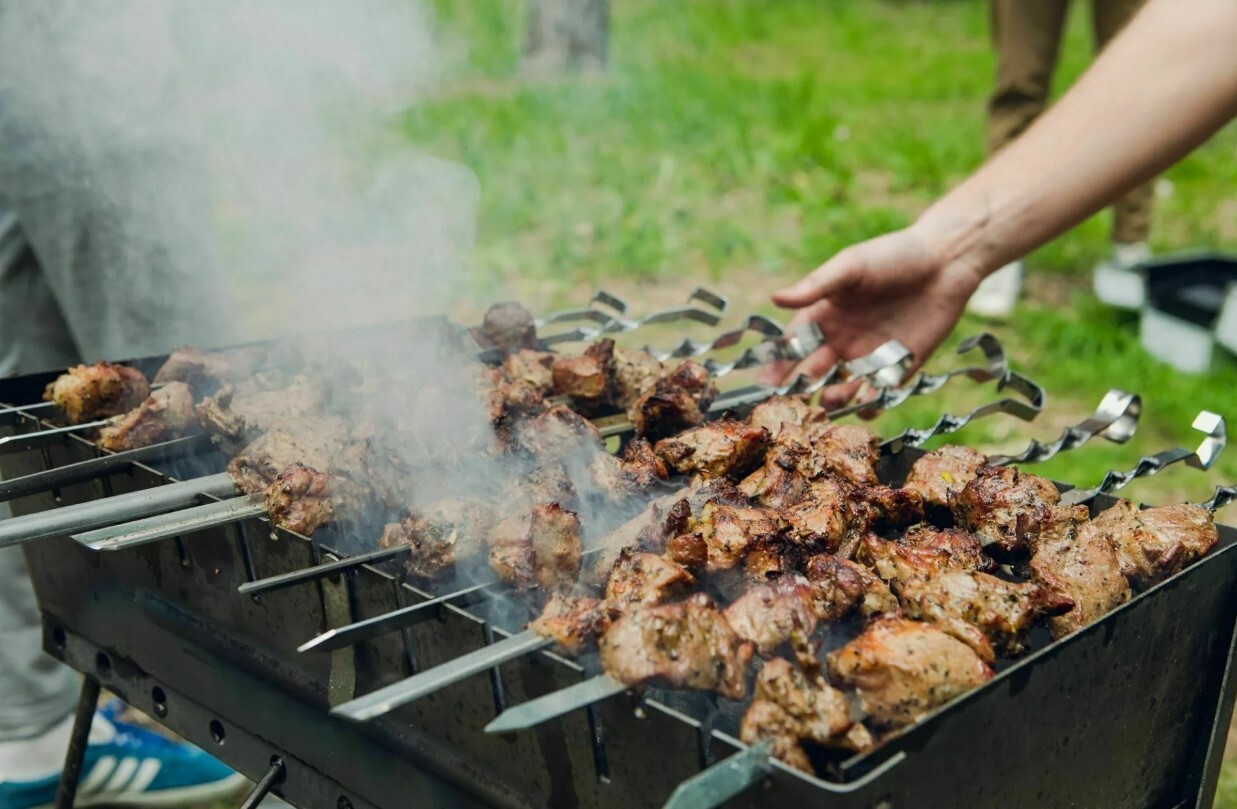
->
919, 0, 1237, 280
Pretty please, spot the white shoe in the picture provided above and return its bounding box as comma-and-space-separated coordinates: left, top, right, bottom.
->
1093, 241, 1151, 309
967, 260, 1023, 319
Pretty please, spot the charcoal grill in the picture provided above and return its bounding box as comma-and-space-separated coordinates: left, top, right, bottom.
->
2, 309, 1236, 809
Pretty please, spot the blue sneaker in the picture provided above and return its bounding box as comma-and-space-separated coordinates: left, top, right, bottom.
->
0, 701, 246, 808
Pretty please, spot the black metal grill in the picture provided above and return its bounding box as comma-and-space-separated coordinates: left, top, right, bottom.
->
3, 325, 1236, 809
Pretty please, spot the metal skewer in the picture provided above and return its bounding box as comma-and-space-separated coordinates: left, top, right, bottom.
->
0, 419, 111, 455
1059, 410, 1227, 505
238, 545, 414, 596
660, 740, 773, 809
73, 493, 266, 551
987, 389, 1140, 466
0, 472, 237, 549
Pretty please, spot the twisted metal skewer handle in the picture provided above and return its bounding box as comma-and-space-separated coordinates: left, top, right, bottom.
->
987, 389, 1141, 466
1061, 410, 1228, 505
1200, 484, 1237, 514
880, 370, 1046, 454
537, 287, 727, 347
828, 333, 1008, 419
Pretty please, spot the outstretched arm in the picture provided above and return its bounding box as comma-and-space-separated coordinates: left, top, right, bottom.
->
763, 0, 1237, 391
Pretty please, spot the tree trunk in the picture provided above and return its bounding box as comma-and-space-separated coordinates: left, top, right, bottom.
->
523, 0, 609, 74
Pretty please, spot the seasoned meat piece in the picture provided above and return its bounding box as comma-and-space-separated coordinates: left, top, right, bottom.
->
724, 576, 818, 655
627, 360, 718, 440
655, 419, 770, 479
804, 554, 867, 620
605, 549, 696, 608
196, 374, 327, 449
894, 569, 1073, 661
618, 437, 669, 486
747, 396, 829, 437
952, 466, 1060, 554
739, 441, 811, 508
826, 617, 993, 729
226, 415, 351, 494
1028, 506, 1130, 639
666, 532, 708, 571
379, 500, 495, 581
44, 362, 150, 424
488, 503, 582, 595
586, 439, 668, 502
857, 533, 990, 586
612, 347, 665, 407
743, 535, 803, 581
530, 594, 610, 656
599, 593, 754, 700
551, 339, 616, 414
502, 349, 556, 394
784, 477, 853, 553
472, 301, 537, 352
903, 445, 988, 517
851, 484, 925, 532
1090, 500, 1219, 589
262, 463, 333, 536
154, 346, 268, 393
96, 382, 198, 451
517, 405, 604, 459
898, 525, 997, 574
808, 423, 880, 485
740, 658, 863, 773
691, 500, 785, 572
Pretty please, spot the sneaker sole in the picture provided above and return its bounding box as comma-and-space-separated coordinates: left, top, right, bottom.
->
31, 771, 249, 809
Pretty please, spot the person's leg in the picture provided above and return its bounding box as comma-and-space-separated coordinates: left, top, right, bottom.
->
973, 0, 1071, 318
987, 0, 1071, 154
1093, 0, 1153, 246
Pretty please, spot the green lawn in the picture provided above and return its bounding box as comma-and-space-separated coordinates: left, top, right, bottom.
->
400, 0, 1237, 804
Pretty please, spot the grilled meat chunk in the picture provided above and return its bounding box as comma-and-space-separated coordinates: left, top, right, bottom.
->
851, 484, 925, 533
724, 576, 818, 655
586, 438, 669, 502
379, 500, 495, 581
502, 349, 556, 395
952, 466, 1060, 554
612, 347, 665, 407
516, 406, 604, 459
740, 658, 866, 773
826, 616, 993, 728
627, 360, 718, 440
599, 593, 754, 700
488, 503, 582, 595
785, 478, 854, 553
739, 440, 812, 508
1027, 506, 1130, 639
154, 346, 268, 394
811, 424, 880, 485
96, 381, 198, 451
897, 525, 997, 573
605, 549, 696, 608
655, 419, 770, 479
472, 301, 537, 352
226, 415, 352, 494
552, 339, 616, 414
894, 569, 1073, 661
858, 533, 991, 586
263, 463, 333, 536
690, 500, 785, 573
743, 535, 804, 581
44, 362, 150, 424
530, 594, 610, 656
747, 396, 829, 438
1090, 500, 1219, 589
803, 554, 891, 620
903, 445, 988, 517
617, 437, 669, 486
196, 374, 327, 450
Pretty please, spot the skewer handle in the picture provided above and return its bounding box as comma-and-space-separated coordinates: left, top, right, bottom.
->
661, 741, 773, 809
72, 493, 265, 550
987, 389, 1140, 467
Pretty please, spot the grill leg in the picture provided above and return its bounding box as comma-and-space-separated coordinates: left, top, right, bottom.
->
238, 757, 285, 809
55, 676, 101, 809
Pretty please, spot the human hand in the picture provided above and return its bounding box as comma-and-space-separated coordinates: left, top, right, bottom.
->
758, 223, 983, 408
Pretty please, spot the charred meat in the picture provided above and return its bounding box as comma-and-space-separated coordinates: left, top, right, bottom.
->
739, 440, 812, 509
689, 500, 785, 573
951, 466, 1060, 554
44, 362, 150, 424
472, 301, 538, 352
1027, 505, 1131, 639
262, 463, 334, 536
724, 576, 818, 655
740, 658, 864, 772
226, 415, 351, 494
627, 360, 718, 440
804, 553, 895, 620
154, 346, 268, 394
826, 616, 993, 729
808, 424, 881, 485
488, 503, 582, 595
655, 419, 770, 480
605, 549, 696, 608
1090, 500, 1219, 589
612, 347, 665, 407
96, 381, 198, 451
599, 593, 754, 700
530, 594, 611, 656
903, 445, 988, 517
379, 500, 495, 581
552, 338, 616, 415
